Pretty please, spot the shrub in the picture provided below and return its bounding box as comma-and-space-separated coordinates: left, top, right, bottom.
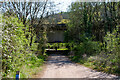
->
73, 40, 100, 57
2, 14, 44, 77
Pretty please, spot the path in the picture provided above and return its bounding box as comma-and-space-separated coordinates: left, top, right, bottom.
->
41, 54, 119, 78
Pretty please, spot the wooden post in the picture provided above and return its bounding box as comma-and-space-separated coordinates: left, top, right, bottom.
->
16, 71, 20, 80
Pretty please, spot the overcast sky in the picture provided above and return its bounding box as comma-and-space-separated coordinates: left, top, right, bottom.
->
52, 0, 76, 12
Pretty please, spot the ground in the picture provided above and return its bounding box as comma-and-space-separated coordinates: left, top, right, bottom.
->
34, 54, 119, 78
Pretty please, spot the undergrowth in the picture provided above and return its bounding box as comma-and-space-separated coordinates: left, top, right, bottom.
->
1, 14, 46, 78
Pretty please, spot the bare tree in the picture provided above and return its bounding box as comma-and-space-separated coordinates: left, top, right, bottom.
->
2, 0, 52, 46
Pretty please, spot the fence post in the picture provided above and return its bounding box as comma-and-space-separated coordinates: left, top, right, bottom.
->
16, 71, 20, 80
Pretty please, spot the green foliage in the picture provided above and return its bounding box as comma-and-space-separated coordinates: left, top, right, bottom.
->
2, 15, 44, 78
73, 39, 100, 56
66, 2, 120, 75
37, 27, 48, 55
26, 54, 44, 67
46, 43, 67, 50
2, 15, 26, 76
71, 27, 120, 75
57, 19, 70, 24
91, 27, 120, 74
104, 27, 120, 53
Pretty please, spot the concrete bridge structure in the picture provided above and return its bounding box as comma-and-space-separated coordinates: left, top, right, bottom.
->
47, 24, 66, 43
35, 23, 67, 43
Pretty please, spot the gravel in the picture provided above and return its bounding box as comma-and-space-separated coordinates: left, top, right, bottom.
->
41, 54, 119, 78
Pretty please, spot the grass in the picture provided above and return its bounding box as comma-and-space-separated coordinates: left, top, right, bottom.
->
4, 54, 45, 78
6, 62, 44, 78
57, 48, 68, 50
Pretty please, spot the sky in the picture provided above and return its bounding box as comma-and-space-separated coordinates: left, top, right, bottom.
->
52, 0, 76, 12
51, 0, 120, 12
0, 0, 76, 12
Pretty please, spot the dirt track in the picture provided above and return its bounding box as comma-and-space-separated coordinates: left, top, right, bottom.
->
41, 54, 119, 78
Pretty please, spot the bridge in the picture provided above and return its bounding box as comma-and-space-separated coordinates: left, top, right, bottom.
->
35, 23, 67, 43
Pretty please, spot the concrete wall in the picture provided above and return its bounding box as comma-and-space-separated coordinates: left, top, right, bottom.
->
47, 30, 64, 42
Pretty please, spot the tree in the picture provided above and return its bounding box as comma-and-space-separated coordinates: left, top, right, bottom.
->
2, 0, 57, 47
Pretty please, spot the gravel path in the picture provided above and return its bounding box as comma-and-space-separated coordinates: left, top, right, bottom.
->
41, 54, 119, 78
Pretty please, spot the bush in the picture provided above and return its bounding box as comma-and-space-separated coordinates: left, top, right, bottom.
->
73, 39, 100, 57
92, 27, 120, 74
2, 14, 45, 77
2, 15, 27, 76
86, 27, 120, 75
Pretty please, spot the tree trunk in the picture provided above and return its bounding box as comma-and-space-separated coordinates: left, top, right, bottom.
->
30, 36, 33, 46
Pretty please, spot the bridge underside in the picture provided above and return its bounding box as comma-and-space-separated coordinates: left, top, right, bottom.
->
35, 23, 67, 43
47, 30, 65, 43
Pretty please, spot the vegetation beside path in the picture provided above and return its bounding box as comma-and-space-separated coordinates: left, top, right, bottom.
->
65, 2, 120, 76
1, 1, 120, 78
1, 13, 47, 78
